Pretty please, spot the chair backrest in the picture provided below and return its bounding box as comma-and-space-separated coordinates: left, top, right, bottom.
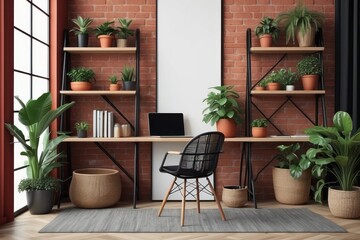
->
178, 131, 225, 178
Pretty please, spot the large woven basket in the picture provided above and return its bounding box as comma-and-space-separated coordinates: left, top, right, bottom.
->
328, 186, 360, 219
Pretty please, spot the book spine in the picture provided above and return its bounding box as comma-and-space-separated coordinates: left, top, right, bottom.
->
93, 109, 97, 137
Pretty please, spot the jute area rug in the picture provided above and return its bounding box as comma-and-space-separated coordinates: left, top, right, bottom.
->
40, 207, 346, 233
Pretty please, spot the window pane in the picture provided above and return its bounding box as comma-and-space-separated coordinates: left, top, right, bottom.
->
32, 77, 49, 99
14, 142, 28, 169
14, 72, 31, 111
32, 40, 49, 78
14, 168, 28, 212
33, 6, 49, 44
14, 0, 30, 34
33, 0, 49, 14
14, 30, 30, 73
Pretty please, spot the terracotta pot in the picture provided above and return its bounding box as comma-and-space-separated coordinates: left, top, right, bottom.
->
252, 127, 267, 138
109, 84, 120, 91
222, 186, 248, 208
70, 82, 92, 91
267, 82, 281, 90
254, 86, 265, 91
301, 75, 319, 90
296, 27, 316, 47
328, 186, 360, 219
216, 118, 237, 138
259, 34, 273, 47
117, 39, 128, 48
98, 35, 114, 48
272, 167, 311, 205
69, 168, 122, 208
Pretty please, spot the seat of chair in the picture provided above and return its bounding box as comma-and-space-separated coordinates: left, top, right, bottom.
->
161, 165, 212, 179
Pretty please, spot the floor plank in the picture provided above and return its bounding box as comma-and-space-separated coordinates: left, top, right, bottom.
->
1, 201, 359, 240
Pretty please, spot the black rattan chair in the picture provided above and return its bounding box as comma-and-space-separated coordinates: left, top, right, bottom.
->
157, 131, 226, 226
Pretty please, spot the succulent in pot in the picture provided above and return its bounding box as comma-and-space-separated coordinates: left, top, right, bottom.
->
202, 85, 243, 137
70, 16, 93, 47
254, 16, 279, 47
116, 18, 134, 47
121, 65, 136, 90
67, 67, 95, 91
251, 118, 268, 138
276, 2, 325, 46
109, 75, 120, 91
297, 56, 321, 90
75, 121, 89, 138
93, 20, 116, 47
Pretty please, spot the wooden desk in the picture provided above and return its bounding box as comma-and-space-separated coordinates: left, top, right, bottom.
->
63, 135, 310, 208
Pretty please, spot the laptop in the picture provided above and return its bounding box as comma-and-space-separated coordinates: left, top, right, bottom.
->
148, 113, 192, 137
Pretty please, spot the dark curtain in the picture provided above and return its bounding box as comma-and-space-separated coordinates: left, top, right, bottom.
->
335, 0, 360, 130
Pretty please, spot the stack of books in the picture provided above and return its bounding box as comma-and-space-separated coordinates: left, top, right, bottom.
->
93, 110, 114, 138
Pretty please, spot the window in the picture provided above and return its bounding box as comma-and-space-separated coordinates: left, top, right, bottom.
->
13, 0, 49, 214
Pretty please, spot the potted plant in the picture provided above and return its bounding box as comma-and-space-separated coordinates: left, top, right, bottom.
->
75, 121, 89, 138
202, 85, 243, 137
297, 56, 321, 90
116, 18, 134, 48
70, 16, 93, 47
121, 65, 136, 90
93, 20, 116, 48
254, 79, 267, 91
277, 68, 298, 91
251, 118, 268, 138
276, 2, 325, 47
254, 16, 279, 47
304, 111, 360, 218
67, 67, 95, 91
262, 70, 283, 90
5, 92, 75, 214
272, 143, 312, 205
109, 75, 120, 91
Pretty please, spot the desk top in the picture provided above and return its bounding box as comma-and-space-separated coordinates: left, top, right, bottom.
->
62, 136, 309, 143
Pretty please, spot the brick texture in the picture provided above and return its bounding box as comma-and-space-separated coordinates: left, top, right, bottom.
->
66, 0, 335, 202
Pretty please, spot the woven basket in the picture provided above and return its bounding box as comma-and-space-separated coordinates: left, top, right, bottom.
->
328, 186, 360, 219
222, 186, 247, 208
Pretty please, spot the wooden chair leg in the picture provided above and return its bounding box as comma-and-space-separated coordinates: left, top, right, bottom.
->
158, 177, 177, 217
196, 178, 200, 213
181, 179, 187, 226
206, 177, 226, 221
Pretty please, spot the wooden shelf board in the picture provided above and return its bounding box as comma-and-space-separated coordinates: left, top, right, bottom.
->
62, 136, 309, 143
63, 47, 136, 54
251, 90, 325, 95
250, 47, 324, 54
60, 90, 136, 96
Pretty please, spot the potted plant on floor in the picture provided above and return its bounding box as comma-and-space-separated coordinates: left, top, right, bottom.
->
67, 67, 95, 91
116, 18, 134, 48
272, 143, 312, 205
297, 56, 321, 90
202, 85, 243, 137
70, 16, 93, 47
276, 2, 325, 46
5, 92, 75, 214
93, 20, 116, 47
75, 121, 89, 138
251, 118, 268, 138
304, 111, 360, 218
121, 65, 136, 90
254, 16, 279, 47
109, 75, 120, 91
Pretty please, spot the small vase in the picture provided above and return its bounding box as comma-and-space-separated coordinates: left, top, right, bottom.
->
117, 39, 128, 48
286, 85, 295, 91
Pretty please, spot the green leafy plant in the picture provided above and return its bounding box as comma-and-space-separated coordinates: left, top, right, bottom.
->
202, 85, 243, 126
297, 56, 322, 76
94, 20, 116, 37
304, 111, 360, 203
67, 67, 95, 82
109, 75, 118, 84
75, 121, 89, 131
276, 2, 325, 44
263, 68, 297, 87
5, 93, 75, 192
117, 18, 134, 39
251, 118, 268, 128
275, 143, 311, 179
121, 65, 135, 82
254, 16, 280, 41
70, 16, 93, 35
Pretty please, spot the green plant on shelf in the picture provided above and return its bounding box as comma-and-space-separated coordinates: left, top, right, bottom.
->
121, 65, 135, 82
70, 16, 93, 35
93, 20, 116, 37
254, 16, 280, 41
117, 18, 134, 39
251, 118, 268, 128
109, 75, 118, 84
74, 121, 89, 131
67, 67, 95, 82
297, 56, 322, 76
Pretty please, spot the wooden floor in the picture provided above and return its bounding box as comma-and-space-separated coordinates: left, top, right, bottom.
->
1, 200, 360, 240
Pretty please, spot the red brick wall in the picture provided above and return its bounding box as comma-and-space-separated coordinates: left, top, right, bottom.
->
66, 0, 335, 202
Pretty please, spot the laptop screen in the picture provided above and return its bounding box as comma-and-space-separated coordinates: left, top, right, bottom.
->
148, 113, 185, 136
